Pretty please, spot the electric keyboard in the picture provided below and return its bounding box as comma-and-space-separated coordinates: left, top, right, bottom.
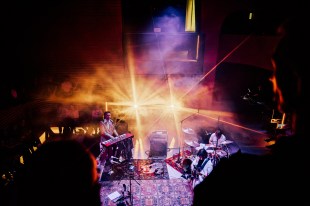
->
101, 133, 134, 147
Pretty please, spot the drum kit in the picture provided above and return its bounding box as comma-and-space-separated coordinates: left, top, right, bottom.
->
182, 127, 234, 166
199, 141, 233, 159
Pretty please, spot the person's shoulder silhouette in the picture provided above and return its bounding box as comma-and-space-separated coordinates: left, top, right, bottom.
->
16, 138, 101, 206
193, 10, 309, 206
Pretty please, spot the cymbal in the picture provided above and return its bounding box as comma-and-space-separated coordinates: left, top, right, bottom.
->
182, 127, 195, 135
220, 140, 234, 145
204, 144, 216, 148
195, 143, 215, 151
195, 145, 204, 151
184, 139, 200, 147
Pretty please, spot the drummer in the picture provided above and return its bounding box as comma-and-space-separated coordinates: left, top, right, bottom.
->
194, 129, 227, 156
208, 129, 226, 148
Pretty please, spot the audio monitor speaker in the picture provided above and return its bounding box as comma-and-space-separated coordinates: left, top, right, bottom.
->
149, 130, 168, 157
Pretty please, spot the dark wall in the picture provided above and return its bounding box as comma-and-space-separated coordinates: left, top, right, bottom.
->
3, 0, 123, 77
213, 62, 274, 114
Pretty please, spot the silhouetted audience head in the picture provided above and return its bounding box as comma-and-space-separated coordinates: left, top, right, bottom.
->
196, 148, 208, 158
271, 13, 309, 138
193, 11, 308, 206
16, 139, 101, 206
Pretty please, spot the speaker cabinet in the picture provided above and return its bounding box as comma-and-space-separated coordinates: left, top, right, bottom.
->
149, 130, 168, 157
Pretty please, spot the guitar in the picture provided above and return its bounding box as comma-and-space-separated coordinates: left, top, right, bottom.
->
191, 166, 207, 179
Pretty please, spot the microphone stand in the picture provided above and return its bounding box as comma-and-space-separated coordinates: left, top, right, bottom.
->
119, 161, 140, 206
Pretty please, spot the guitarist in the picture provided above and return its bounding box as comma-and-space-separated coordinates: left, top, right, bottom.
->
190, 148, 213, 189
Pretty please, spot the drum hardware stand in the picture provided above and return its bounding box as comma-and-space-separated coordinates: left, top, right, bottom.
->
210, 147, 221, 166
221, 144, 230, 158
176, 146, 182, 164
180, 111, 200, 162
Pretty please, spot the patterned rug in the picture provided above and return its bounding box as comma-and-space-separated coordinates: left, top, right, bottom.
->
100, 179, 193, 206
101, 159, 169, 181
164, 150, 193, 174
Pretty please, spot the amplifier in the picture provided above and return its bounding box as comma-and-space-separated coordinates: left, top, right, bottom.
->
149, 130, 168, 157
150, 130, 168, 140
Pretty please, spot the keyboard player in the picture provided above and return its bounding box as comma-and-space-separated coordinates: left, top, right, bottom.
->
99, 111, 121, 166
